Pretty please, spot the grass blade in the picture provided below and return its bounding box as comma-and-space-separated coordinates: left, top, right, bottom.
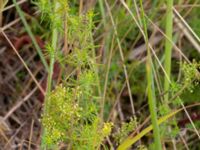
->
164, 0, 173, 102
12, 0, 49, 71
139, 0, 162, 149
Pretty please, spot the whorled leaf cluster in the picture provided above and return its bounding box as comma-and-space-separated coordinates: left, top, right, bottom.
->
39, 1, 112, 149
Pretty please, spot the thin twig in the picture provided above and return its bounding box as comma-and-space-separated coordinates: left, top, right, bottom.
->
3, 87, 38, 121
1, 30, 45, 95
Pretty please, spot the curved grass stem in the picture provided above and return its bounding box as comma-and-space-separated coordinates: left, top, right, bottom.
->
12, 0, 49, 71
139, 1, 162, 149
42, 2, 59, 149
164, 0, 173, 102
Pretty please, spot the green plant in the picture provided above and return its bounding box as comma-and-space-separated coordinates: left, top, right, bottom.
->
114, 117, 138, 144
42, 84, 112, 149
117, 101, 200, 150
10, 0, 200, 149
37, 1, 112, 149
139, 1, 162, 149
164, 0, 173, 103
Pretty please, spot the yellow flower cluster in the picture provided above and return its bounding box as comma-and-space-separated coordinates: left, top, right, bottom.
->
102, 122, 113, 137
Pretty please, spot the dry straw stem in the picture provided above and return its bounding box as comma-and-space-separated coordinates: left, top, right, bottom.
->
144, 14, 190, 63
28, 120, 34, 150
173, 7, 200, 44
2, 0, 26, 12
0, 29, 45, 95
104, 0, 136, 116
173, 7, 200, 53
102, 34, 115, 121
3, 87, 38, 121
174, 16, 200, 53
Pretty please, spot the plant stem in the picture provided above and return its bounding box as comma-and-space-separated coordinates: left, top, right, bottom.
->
98, 0, 106, 26
12, 0, 49, 71
45, 1, 59, 108
41, 2, 58, 149
104, 0, 136, 117
98, 0, 112, 121
164, 0, 173, 102
163, 1, 174, 145
139, 0, 162, 149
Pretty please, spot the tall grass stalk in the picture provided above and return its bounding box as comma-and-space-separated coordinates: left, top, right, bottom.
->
104, 0, 136, 116
101, 35, 114, 122
164, 0, 173, 102
42, 2, 58, 149
43, 1, 59, 115
46, 2, 59, 97
139, 1, 162, 149
98, 0, 106, 26
163, 1, 175, 146
119, 1, 162, 148
98, 0, 113, 121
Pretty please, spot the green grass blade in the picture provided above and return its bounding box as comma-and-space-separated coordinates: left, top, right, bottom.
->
164, 0, 173, 102
98, 0, 106, 26
41, 2, 59, 149
139, 1, 162, 149
12, 0, 49, 71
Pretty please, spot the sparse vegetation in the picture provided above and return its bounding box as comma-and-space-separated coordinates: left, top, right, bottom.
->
1, 0, 200, 150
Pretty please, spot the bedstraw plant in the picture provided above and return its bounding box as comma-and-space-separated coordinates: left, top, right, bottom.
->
36, 0, 112, 149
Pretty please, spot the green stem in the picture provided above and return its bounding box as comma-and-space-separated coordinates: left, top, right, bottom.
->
12, 0, 49, 71
139, 0, 162, 149
164, 0, 173, 102
42, 2, 58, 149
98, 0, 112, 121
98, 0, 106, 26
45, 1, 59, 109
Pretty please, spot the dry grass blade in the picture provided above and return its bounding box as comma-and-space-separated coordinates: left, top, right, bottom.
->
173, 7, 200, 44
144, 14, 190, 63
104, 0, 136, 116
128, 34, 163, 60
120, 0, 171, 83
174, 13, 200, 53
2, 0, 26, 12
0, 30, 45, 95
3, 87, 38, 121
28, 119, 34, 150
